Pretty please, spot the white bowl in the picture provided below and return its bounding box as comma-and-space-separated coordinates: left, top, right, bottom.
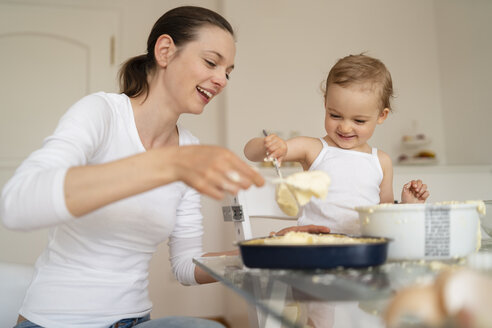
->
356, 203, 482, 260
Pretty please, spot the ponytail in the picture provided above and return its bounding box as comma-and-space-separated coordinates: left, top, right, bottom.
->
118, 54, 150, 98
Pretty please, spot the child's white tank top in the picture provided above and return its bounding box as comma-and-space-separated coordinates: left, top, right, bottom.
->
298, 138, 383, 235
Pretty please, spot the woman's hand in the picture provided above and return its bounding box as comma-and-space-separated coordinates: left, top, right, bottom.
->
264, 134, 288, 166
272, 224, 331, 236
174, 145, 264, 199
401, 179, 429, 203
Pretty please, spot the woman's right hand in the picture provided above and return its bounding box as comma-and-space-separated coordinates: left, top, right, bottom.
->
173, 145, 264, 199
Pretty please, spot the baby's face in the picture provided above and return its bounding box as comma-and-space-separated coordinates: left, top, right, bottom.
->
323, 83, 389, 151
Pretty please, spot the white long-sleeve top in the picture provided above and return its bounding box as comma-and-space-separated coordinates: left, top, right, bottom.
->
1, 92, 205, 328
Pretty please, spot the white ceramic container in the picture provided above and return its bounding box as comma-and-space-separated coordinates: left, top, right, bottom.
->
356, 203, 482, 260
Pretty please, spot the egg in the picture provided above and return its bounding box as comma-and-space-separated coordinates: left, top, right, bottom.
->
384, 283, 445, 327
384, 268, 492, 327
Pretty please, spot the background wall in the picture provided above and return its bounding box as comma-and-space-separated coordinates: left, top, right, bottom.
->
223, 0, 492, 166
434, 0, 492, 164
1, 1, 491, 327
224, 0, 444, 163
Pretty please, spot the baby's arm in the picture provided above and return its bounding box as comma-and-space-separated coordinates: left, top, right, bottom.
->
244, 134, 323, 170
401, 180, 430, 203
244, 134, 288, 164
378, 150, 395, 203
244, 135, 321, 169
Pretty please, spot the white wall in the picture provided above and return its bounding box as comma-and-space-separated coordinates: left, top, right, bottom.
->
434, 0, 492, 164
224, 0, 448, 165
222, 0, 492, 166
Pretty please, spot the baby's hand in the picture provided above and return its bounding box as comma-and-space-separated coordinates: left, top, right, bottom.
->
264, 134, 288, 165
401, 179, 429, 203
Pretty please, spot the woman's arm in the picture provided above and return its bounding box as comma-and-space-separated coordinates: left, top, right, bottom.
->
65, 145, 263, 217
2, 94, 263, 230
2, 144, 263, 231
194, 249, 239, 284
169, 185, 240, 285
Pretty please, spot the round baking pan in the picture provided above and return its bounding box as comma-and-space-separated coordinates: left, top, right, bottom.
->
238, 234, 391, 270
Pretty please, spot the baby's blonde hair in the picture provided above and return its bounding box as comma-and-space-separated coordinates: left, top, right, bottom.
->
323, 54, 394, 112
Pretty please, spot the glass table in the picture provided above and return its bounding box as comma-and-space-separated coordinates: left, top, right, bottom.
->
194, 245, 492, 328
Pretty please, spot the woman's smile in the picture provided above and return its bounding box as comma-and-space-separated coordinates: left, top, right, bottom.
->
196, 85, 214, 103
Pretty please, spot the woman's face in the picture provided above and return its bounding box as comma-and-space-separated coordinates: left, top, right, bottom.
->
164, 25, 236, 115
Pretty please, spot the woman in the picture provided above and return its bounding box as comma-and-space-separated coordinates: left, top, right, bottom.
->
1, 6, 263, 328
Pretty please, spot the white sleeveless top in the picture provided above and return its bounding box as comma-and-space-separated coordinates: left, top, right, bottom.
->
298, 138, 383, 235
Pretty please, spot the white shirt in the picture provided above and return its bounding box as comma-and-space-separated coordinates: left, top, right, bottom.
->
1, 92, 204, 328
298, 138, 383, 235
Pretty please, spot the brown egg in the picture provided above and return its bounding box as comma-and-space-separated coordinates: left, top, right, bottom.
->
384, 284, 446, 327
385, 268, 492, 328
437, 269, 492, 327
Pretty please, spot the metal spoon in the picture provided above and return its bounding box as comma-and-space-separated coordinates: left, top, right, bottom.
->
262, 129, 300, 216
262, 129, 283, 178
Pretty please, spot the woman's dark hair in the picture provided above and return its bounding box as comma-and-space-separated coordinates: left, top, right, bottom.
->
118, 6, 234, 98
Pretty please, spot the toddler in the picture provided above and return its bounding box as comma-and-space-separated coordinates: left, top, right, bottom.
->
244, 54, 429, 235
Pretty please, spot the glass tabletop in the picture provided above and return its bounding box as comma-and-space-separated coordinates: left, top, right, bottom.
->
194, 251, 482, 328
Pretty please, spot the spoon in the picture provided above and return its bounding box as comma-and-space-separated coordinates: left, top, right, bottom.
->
262, 129, 300, 216
262, 129, 283, 178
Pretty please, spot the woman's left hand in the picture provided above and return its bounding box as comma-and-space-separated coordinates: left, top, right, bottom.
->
401, 179, 430, 203
271, 224, 331, 236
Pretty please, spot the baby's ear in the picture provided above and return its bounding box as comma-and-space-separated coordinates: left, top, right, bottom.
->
377, 108, 390, 124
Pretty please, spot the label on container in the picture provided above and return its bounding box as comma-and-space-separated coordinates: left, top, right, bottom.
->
425, 206, 451, 257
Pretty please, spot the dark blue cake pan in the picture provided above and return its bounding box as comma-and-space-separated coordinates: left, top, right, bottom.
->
238, 233, 391, 270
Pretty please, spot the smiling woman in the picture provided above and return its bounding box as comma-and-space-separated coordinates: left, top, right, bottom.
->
0, 5, 264, 328
135, 24, 236, 115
